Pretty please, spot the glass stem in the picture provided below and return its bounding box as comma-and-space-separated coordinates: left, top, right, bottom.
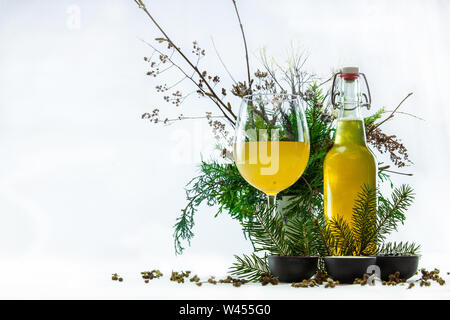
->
267, 194, 277, 216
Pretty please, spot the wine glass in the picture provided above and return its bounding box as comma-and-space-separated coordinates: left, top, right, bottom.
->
233, 93, 310, 211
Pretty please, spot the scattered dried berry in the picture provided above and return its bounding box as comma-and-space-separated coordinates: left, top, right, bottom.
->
259, 273, 278, 286
218, 275, 248, 287
418, 268, 445, 286
111, 273, 122, 282
207, 276, 217, 285
141, 269, 163, 283
170, 271, 190, 283
314, 271, 328, 285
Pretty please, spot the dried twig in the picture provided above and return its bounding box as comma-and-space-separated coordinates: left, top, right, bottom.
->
211, 37, 237, 84
133, 0, 237, 125
370, 92, 413, 132
232, 0, 251, 92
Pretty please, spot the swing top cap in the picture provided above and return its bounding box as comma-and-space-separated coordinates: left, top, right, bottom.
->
340, 66, 359, 81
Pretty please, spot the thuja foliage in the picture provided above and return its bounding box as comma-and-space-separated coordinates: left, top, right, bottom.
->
173, 161, 263, 254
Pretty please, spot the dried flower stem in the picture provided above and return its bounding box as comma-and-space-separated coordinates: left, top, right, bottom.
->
134, 0, 237, 125
232, 0, 251, 91
165, 115, 226, 124
370, 92, 413, 132
381, 110, 424, 121
382, 169, 413, 177
379, 165, 413, 176
211, 37, 237, 84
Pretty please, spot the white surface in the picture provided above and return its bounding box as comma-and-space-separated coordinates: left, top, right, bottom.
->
1, 259, 449, 300
0, 0, 449, 299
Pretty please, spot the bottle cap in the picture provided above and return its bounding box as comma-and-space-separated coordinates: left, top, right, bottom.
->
341, 66, 359, 74
340, 66, 359, 80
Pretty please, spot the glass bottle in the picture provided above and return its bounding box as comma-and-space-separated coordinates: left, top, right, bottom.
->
323, 66, 377, 254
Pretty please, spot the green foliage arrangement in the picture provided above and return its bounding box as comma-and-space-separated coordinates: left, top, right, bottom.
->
228, 184, 418, 280
134, 0, 421, 281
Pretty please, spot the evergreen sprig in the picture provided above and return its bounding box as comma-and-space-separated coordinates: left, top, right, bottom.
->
376, 184, 414, 243
351, 185, 377, 255
327, 215, 357, 256
284, 212, 323, 256
231, 184, 416, 280
326, 184, 415, 256
229, 253, 269, 281
377, 241, 421, 256
242, 205, 291, 255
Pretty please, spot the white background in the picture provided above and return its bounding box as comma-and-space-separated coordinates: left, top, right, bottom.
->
0, 0, 449, 299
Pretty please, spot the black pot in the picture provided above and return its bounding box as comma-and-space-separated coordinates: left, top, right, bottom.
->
268, 256, 318, 283
324, 256, 377, 284
376, 255, 420, 281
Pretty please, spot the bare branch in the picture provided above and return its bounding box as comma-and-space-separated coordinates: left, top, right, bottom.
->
211, 37, 237, 84
134, 0, 237, 125
232, 0, 251, 91
370, 92, 413, 132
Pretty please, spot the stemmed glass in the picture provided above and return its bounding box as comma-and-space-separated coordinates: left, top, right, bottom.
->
234, 93, 310, 211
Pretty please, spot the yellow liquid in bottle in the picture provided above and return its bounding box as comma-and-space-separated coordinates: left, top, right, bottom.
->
324, 120, 377, 254
234, 141, 310, 196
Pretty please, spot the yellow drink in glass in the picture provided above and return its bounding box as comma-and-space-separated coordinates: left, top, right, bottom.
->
234, 141, 310, 196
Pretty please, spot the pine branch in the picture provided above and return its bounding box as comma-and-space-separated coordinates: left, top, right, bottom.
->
229, 253, 269, 281
351, 185, 377, 255
285, 214, 316, 256
243, 204, 291, 255
327, 215, 356, 256
325, 185, 416, 256
375, 184, 414, 243
299, 176, 331, 256
377, 241, 421, 256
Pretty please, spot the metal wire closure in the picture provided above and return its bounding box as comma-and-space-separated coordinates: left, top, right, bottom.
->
331, 72, 372, 110
360, 73, 372, 110
331, 72, 342, 109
